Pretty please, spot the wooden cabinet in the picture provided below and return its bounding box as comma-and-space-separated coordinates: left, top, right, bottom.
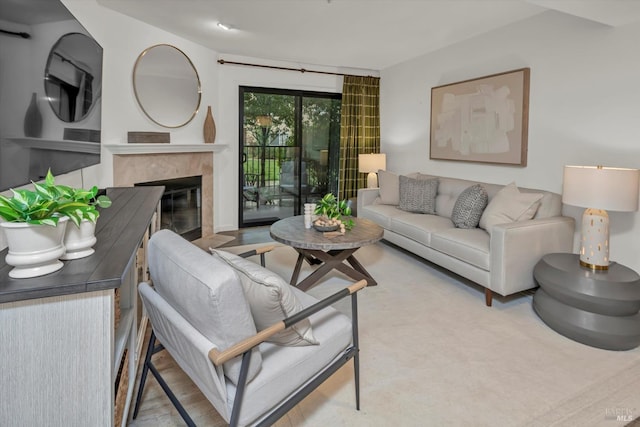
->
0, 186, 163, 427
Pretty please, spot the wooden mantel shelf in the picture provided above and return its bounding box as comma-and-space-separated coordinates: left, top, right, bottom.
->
104, 143, 228, 155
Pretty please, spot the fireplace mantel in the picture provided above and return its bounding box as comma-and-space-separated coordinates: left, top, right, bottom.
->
112, 148, 218, 237
104, 143, 228, 155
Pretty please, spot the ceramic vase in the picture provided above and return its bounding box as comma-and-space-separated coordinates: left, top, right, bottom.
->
0, 217, 68, 278
61, 219, 97, 260
203, 105, 216, 144
24, 92, 43, 138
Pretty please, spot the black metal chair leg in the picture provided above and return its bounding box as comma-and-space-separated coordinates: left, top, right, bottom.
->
133, 331, 157, 419
352, 292, 361, 410
133, 330, 196, 426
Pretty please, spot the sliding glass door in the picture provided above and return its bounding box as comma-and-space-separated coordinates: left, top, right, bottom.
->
239, 87, 341, 227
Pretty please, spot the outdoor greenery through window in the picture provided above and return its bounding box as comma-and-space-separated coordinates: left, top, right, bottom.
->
240, 87, 341, 227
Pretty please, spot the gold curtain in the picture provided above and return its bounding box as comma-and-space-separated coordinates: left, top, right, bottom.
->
339, 75, 380, 200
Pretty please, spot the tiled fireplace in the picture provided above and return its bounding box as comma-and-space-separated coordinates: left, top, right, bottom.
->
112, 151, 214, 237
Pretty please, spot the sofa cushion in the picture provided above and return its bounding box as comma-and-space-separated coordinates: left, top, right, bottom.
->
390, 212, 454, 246
211, 249, 319, 347
430, 228, 491, 270
479, 182, 543, 235
360, 203, 403, 229
377, 170, 400, 205
451, 184, 488, 229
399, 175, 438, 214
148, 230, 261, 385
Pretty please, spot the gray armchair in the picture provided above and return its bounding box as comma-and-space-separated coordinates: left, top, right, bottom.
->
132, 229, 366, 426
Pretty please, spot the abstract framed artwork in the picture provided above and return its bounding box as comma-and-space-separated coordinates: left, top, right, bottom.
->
430, 68, 530, 166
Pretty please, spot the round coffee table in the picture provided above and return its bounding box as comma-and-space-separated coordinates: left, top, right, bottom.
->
533, 253, 640, 350
270, 216, 383, 291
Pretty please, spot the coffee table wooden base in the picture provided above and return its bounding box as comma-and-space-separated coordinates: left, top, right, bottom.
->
291, 248, 377, 292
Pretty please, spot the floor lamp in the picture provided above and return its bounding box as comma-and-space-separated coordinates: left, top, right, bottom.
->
358, 153, 386, 188
562, 165, 640, 270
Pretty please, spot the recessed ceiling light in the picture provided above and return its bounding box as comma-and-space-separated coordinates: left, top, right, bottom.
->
217, 22, 232, 31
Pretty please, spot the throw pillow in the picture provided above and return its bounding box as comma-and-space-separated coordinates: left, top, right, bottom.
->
210, 248, 319, 347
377, 169, 400, 205
479, 182, 543, 234
398, 175, 439, 214
451, 184, 488, 229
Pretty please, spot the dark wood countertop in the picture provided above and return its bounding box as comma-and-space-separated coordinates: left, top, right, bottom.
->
0, 186, 164, 304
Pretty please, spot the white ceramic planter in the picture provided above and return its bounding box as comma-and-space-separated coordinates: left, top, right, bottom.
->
61, 219, 97, 260
0, 217, 68, 279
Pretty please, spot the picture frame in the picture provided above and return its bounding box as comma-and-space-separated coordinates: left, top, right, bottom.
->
429, 67, 530, 166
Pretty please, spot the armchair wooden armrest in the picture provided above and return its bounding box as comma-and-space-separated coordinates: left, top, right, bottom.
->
237, 244, 276, 267
209, 279, 368, 366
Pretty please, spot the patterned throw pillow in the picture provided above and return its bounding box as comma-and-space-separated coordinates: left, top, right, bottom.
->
398, 175, 438, 214
451, 184, 489, 229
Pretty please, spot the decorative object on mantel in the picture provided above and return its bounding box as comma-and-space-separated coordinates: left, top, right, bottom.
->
23, 92, 42, 138
63, 128, 101, 143
127, 131, 171, 144
0, 170, 111, 277
203, 105, 216, 144
562, 165, 639, 270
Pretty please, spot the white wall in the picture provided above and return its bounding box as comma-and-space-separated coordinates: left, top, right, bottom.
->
380, 10, 640, 272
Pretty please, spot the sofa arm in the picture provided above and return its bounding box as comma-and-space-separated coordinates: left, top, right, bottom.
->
489, 216, 575, 296
357, 188, 380, 216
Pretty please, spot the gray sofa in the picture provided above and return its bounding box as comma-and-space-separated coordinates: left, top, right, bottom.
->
357, 173, 575, 306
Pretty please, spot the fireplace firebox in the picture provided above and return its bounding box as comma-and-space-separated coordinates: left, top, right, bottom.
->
137, 176, 202, 241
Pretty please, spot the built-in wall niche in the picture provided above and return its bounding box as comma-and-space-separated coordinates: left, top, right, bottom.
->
136, 176, 202, 241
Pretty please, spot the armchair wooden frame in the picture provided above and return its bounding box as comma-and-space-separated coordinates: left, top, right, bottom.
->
132, 244, 367, 427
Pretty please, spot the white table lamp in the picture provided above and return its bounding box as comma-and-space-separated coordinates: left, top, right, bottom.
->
359, 153, 386, 188
562, 165, 640, 270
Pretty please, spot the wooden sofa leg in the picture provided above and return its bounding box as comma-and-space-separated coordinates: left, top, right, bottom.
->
485, 288, 493, 307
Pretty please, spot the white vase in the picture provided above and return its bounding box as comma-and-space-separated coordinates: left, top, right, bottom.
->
0, 217, 68, 279
61, 219, 97, 260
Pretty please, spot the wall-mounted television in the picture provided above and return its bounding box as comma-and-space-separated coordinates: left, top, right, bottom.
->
0, 0, 102, 192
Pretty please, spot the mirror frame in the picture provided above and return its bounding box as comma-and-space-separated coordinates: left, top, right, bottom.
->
44, 32, 103, 123
132, 44, 202, 128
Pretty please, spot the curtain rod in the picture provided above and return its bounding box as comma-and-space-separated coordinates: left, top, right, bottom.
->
217, 58, 376, 78
0, 28, 31, 39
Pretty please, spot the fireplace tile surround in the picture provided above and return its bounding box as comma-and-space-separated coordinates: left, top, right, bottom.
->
112, 151, 214, 236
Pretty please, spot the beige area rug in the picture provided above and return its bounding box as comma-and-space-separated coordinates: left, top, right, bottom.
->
130, 242, 640, 427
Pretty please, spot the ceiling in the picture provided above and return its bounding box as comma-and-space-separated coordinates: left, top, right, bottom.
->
92, 0, 640, 70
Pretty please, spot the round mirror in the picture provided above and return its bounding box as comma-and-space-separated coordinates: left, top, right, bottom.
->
44, 32, 103, 123
132, 44, 201, 128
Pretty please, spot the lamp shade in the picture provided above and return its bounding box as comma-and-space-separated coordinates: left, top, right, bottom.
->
358, 153, 386, 173
562, 165, 640, 212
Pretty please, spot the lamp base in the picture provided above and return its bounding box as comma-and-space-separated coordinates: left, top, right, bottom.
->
579, 208, 609, 270
367, 172, 378, 188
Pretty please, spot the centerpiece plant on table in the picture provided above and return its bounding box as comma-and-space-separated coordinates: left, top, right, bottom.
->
313, 193, 355, 234
0, 169, 112, 277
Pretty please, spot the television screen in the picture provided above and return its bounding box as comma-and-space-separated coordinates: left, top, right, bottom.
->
0, 0, 102, 192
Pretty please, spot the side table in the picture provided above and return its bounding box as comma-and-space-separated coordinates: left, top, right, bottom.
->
533, 253, 640, 350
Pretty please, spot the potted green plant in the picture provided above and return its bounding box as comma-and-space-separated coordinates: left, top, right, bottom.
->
0, 170, 111, 277
313, 193, 355, 232
50, 179, 112, 260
